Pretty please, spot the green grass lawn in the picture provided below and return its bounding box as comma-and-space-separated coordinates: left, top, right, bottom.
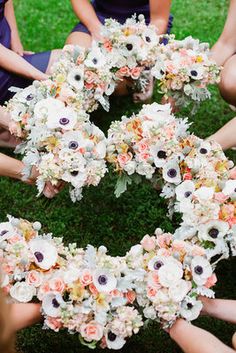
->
1, 0, 236, 352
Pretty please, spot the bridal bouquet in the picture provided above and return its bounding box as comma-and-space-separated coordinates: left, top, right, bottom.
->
41, 244, 143, 350
51, 44, 116, 112
23, 97, 107, 201
126, 230, 216, 328
151, 36, 221, 107
99, 15, 161, 91
106, 102, 189, 197
171, 136, 235, 259
0, 215, 67, 301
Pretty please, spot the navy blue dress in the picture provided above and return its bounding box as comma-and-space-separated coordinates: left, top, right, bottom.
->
0, 0, 51, 104
72, 0, 173, 34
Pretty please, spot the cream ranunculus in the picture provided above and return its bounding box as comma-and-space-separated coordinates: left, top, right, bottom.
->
10, 282, 36, 303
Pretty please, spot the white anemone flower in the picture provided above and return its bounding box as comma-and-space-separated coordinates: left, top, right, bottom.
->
34, 97, 64, 121
17, 85, 36, 104
85, 47, 106, 68
29, 238, 58, 270
0, 222, 16, 242
148, 256, 166, 271
42, 293, 64, 317
191, 256, 213, 286
188, 64, 205, 80
175, 180, 195, 202
162, 160, 181, 184
149, 145, 168, 168
61, 131, 85, 151
142, 28, 158, 47
62, 170, 87, 188
222, 180, 236, 198
180, 296, 203, 321
158, 258, 183, 287
123, 35, 141, 56
197, 141, 212, 156
93, 269, 117, 293
47, 106, 78, 130
198, 220, 229, 243
67, 66, 84, 90
168, 279, 191, 302
105, 332, 126, 350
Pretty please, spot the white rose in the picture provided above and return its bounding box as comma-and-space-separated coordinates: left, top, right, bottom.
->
158, 259, 183, 287
143, 306, 157, 320
10, 282, 36, 303
168, 279, 191, 302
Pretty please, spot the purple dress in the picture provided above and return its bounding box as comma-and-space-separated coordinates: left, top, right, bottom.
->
72, 0, 173, 34
0, 0, 51, 104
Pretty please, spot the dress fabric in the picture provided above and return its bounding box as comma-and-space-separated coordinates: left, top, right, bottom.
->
71, 0, 173, 34
0, 0, 51, 104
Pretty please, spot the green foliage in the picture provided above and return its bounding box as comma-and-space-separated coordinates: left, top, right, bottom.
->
1, 0, 236, 352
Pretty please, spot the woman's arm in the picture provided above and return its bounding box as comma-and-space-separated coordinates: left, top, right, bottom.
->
201, 297, 236, 324
9, 303, 41, 332
0, 44, 48, 80
207, 116, 236, 150
211, 0, 236, 65
70, 0, 102, 39
169, 319, 235, 353
149, 0, 172, 35
4, 0, 25, 56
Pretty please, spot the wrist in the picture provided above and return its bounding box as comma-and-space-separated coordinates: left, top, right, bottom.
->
169, 319, 188, 340
88, 21, 102, 35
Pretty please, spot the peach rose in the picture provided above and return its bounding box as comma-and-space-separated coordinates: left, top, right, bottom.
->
80, 321, 104, 342
49, 278, 65, 293
157, 234, 172, 248
137, 141, 149, 153
183, 172, 193, 180
141, 234, 156, 252
214, 192, 229, 203
205, 273, 217, 288
147, 287, 157, 298
2, 263, 14, 274
9, 121, 23, 138
85, 71, 98, 84
125, 290, 136, 304
26, 270, 43, 287
81, 270, 93, 286
117, 152, 133, 167
103, 40, 113, 52
89, 283, 99, 296
130, 67, 142, 79
117, 66, 130, 77
45, 317, 63, 332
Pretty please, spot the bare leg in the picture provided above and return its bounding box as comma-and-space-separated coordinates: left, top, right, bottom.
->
218, 55, 236, 106
66, 32, 92, 49
45, 49, 61, 75
232, 333, 236, 350
170, 319, 235, 353
9, 303, 41, 332
207, 116, 236, 150
211, 0, 236, 66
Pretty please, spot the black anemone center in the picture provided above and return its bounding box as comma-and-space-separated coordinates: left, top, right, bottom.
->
71, 171, 79, 176
190, 70, 198, 77
98, 275, 108, 285
126, 43, 133, 51
26, 94, 34, 101
34, 251, 44, 263
74, 74, 81, 81
157, 150, 167, 159
0, 230, 8, 237
208, 228, 219, 239
187, 303, 193, 309
153, 260, 164, 270
69, 141, 79, 150
59, 117, 69, 125
199, 148, 207, 154
108, 331, 117, 342
194, 265, 203, 275
160, 69, 165, 75
92, 58, 98, 64
234, 188, 236, 193
145, 36, 151, 43
52, 298, 60, 308
167, 168, 177, 178
184, 191, 192, 198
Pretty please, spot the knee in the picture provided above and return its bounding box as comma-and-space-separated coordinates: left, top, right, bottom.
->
219, 66, 236, 104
